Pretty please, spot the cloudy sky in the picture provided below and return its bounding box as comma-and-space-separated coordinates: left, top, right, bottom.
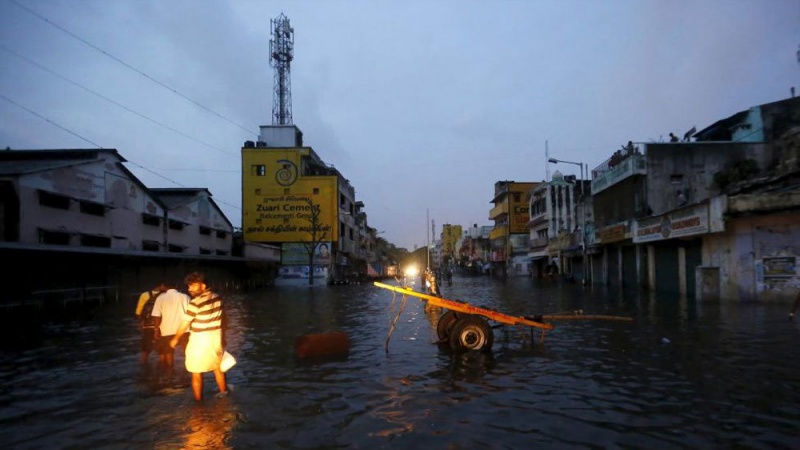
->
1, 0, 798, 250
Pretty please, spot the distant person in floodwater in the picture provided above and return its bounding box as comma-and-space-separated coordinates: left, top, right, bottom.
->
789, 277, 800, 320
669, 132, 679, 142
135, 283, 168, 364
424, 268, 441, 297
152, 283, 190, 367
546, 262, 560, 278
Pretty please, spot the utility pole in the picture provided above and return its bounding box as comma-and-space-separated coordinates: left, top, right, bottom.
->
426, 209, 430, 270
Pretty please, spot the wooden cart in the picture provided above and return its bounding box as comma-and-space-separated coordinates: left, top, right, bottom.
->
374, 281, 632, 353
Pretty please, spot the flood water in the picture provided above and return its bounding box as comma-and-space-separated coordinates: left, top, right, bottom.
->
1, 275, 799, 449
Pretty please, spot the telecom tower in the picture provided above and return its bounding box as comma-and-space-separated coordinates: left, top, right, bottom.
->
270, 13, 294, 125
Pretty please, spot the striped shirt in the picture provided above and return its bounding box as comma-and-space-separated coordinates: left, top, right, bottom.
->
183, 291, 223, 333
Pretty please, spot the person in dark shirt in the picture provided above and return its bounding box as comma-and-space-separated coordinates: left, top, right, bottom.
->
134, 283, 167, 364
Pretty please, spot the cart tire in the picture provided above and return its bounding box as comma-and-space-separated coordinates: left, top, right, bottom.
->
449, 315, 493, 352
436, 310, 459, 342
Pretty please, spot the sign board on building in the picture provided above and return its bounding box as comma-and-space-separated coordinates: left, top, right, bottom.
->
547, 234, 572, 251
442, 224, 462, 255
633, 203, 709, 243
281, 242, 332, 266
598, 223, 626, 243
511, 203, 530, 234
508, 234, 530, 253
242, 148, 338, 243
756, 256, 798, 292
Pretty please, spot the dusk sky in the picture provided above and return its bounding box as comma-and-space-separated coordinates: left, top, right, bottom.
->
1, 0, 798, 250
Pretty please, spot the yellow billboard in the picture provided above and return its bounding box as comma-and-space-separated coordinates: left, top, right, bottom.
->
511, 201, 530, 234
509, 183, 535, 234
242, 148, 338, 243
441, 224, 462, 255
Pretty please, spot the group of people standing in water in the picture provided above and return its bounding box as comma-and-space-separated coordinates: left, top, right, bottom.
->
134, 271, 228, 401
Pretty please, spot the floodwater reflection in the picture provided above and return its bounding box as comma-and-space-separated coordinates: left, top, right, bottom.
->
1, 275, 799, 449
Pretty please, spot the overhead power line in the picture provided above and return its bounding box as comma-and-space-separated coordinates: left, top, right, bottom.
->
0, 93, 103, 148
0, 93, 241, 212
1, 44, 238, 157
125, 161, 241, 211
8, 0, 257, 137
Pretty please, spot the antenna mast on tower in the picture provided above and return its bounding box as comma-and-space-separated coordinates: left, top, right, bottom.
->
270, 13, 294, 125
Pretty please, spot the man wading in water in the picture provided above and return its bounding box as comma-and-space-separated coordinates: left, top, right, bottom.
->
170, 272, 227, 401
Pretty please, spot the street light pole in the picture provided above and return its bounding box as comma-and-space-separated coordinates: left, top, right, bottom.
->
547, 157, 588, 285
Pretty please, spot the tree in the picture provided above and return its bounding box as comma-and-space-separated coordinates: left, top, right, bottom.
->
298, 197, 328, 285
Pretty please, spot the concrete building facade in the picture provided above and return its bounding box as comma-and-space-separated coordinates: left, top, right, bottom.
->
489, 180, 538, 277
589, 96, 800, 302
0, 149, 233, 255
241, 125, 381, 283
0, 148, 274, 298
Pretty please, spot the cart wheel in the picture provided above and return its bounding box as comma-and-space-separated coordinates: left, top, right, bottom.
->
449, 315, 493, 352
436, 310, 459, 342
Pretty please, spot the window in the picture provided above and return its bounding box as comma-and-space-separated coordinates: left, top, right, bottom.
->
251, 164, 266, 176
168, 219, 186, 230
199, 226, 212, 235
38, 190, 70, 210
670, 174, 684, 184
216, 230, 227, 239
168, 244, 184, 253
79, 200, 106, 216
142, 240, 160, 251
313, 188, 319, 195
215, 250, 228, 256
199, 247, 212, 255
142, 214, 161, 227
80, 234, 111, 248
39, 229, 70, 245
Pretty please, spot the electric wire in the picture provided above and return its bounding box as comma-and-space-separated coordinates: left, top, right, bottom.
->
0, 44, 238, 157
0, 93, 104, 148
0, 93, 242, 212
4, 0, 246, 212
7, 0, 257, 138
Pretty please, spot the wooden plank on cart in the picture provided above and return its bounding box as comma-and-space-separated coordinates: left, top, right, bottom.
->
373, 281, 554, 331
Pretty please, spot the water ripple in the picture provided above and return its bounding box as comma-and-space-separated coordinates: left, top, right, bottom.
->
1, 277, 799, 449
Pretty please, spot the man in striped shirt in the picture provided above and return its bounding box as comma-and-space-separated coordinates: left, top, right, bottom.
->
170, 271, 227, 401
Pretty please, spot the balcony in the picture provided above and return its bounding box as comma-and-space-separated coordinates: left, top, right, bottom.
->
529, 236, 548, 250
489, 225, 508, 240
489, 202, 509, 220
527, 212, 547, 227
591, 148, 647, 195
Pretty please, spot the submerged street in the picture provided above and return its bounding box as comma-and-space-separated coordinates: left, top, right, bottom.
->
1, 275, 798, 449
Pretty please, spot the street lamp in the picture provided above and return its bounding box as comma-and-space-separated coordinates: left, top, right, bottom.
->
547, 157, 588, 285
